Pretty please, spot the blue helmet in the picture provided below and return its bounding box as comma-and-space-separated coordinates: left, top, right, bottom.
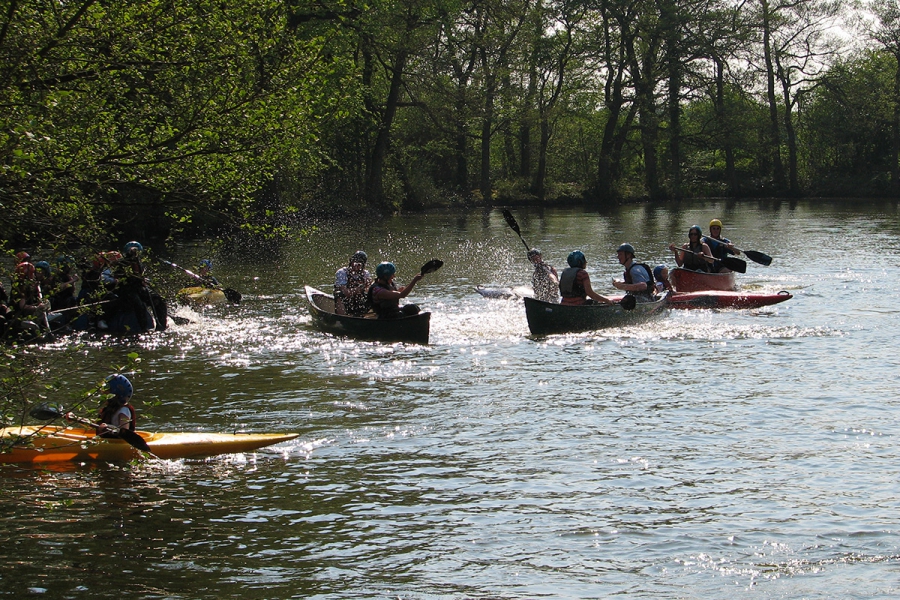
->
124, 241, 143, 254
616, 243, 635, 255
198, 259, 213, 270
375, 262, 396, 279
567, 251, 586, 268
653, 265, 666, 281
33, 260, 51, 276
688, 225, 703, 238
105, 374, 133, 398
55, 255, 75, 271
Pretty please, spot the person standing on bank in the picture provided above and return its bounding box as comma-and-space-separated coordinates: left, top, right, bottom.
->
528, 248, 559, 303
704, 218, 741, 273
611, 243, 656, 302
367, 262, 425, 319
558, 251, 614, 306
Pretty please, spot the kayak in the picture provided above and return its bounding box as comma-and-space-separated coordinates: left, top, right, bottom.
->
667, 290, 792, 309
475, 285, 534, 299
668, 267, 737, 292
524, 293, 668, 335
0, 426, 299, 463
177, 286, 227, 305
305, 286, 431, 344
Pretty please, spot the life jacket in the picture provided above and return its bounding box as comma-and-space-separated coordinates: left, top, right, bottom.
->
99, 400, 137, 432
682, 244, 710, 272
624, 263, 656, 296
704, 236, 732, 260
559, 267, 586, 299
367, 281, 400, 317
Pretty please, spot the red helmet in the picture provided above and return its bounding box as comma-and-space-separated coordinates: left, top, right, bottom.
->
15, 251, 30, 263
15, 262, 35, 280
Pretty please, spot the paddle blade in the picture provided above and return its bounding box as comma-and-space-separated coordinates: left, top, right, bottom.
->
118, 428, 153, 453
723, 256, 747, 274
619, 295, 637, 311
744, 250, 772, 266
29, 403, 63, 421
420, 259, 444, 275
224, 288, 242, 303
501, 209, 521, 234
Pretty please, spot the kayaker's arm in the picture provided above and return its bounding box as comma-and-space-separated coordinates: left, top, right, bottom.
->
583, 275, 613, 304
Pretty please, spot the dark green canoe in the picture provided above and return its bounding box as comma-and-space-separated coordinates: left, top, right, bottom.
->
524, 294, 668, 335
305, 286, 431, 344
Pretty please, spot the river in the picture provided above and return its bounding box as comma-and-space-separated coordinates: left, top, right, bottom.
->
1, 199, 899, 598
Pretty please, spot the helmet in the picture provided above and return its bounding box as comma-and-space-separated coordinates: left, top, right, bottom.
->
33, 260, 51, 276
616, 243, 635, 255
709, 219, 723, 229
689, 225, 703, 237
55, 255, 75, 272
527, 248, 541, 258
124, 241, 143, 254
15, 262, 35, 279
15, 251, 30, 263
105, 374, 133, 398
375, 262, 396, 279
653, 265, 666, 281
350, 251, 368, 265
567, 251, 586, 268
198, 259, 213, 270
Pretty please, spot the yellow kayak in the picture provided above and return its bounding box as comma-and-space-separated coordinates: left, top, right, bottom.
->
176, 286, 227, 305
0, 426, 299, 463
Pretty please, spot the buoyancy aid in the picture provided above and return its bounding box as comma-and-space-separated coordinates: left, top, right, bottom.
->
559, 267, 586, 299
624, 263, 656, 296
682, 244, 710, 272
99, 401, 136, 432
367, 281, 400, 317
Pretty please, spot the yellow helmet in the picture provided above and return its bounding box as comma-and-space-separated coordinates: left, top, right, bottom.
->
709, 218, 723, 228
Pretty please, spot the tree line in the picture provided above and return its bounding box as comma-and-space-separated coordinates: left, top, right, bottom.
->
2, 0, 900, 247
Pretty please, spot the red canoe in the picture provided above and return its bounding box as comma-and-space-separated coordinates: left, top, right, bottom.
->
668, 267, 736, 292
667, 290, 792, 310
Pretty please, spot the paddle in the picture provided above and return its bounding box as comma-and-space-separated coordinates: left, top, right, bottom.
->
704, 237, 772, 266
501, 209, 532, 251
672, 247, 746, 274
49, 299, 114, 315
29, 403, 153, 454
158, 259, 242, 303
420, 259, 444, 275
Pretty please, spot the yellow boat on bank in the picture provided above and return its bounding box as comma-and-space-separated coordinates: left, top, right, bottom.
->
176, 286, 228, 305
0, 426, 299, 463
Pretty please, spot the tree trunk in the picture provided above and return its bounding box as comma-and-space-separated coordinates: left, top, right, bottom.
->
761, 0, 787, 191
364, 50, 408, 208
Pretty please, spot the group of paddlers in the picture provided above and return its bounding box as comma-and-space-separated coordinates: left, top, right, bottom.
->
1, 242, 169, 341
525, 218, 743, 306
332, 251, 431, 319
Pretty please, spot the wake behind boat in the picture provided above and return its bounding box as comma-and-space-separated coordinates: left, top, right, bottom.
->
305, 286, 431, 344
475, 285, 534, 299
0, 426, 299, 463
524, 294, 668, 336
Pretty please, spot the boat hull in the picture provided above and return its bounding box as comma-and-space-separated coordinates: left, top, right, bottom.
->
524, 294, 668, 335
668, 267, 737, 292
667, 290, 792, 309
305, 286, 431, 344
177, 286, 227, 305
0, 426, 299, 463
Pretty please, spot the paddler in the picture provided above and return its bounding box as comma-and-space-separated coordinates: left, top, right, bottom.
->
334, 251, 372, 316
704, 218, 742, 273
558, 251, 614, 306
611, 243, 656, 303
527, 248, 559, 303
669, 226, 713, 273
367, 261, 425, 319
66, 374, 137, 438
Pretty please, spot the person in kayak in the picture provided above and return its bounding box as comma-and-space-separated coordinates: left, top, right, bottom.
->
653, 265, 673, 293
334, 251, 373, 316
612, 243, 656, 302
528, 248, 559, 303
367, 261, 425, 318
704, 218, 741, 273
197, 259, 220, 287
67, 374, 137, 438
669, 226, 713, 272
559, 251, 614, 306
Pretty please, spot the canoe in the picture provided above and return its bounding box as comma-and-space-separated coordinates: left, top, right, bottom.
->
475, 285, 534, 299
667, 290, 792, 309
668, 267, 737, 292
177, 286, 227, 305
305, 286, 431, 344
0, 426, 299, 464
524, 294, 668, 335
